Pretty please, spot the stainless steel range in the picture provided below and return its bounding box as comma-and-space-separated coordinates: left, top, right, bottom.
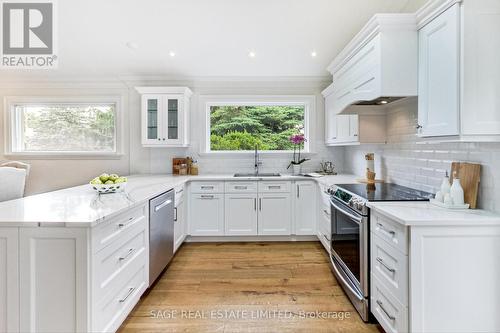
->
326, 183, 432, 321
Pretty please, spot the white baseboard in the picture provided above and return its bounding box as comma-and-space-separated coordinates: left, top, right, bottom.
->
185, 235, 320, 242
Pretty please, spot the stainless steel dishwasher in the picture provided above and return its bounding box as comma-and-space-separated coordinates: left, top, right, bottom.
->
149, 190, 175, 285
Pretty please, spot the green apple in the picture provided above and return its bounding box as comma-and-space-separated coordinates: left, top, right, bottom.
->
109, 174, 119, 182
99, 173, 110, 182
90, 178, 102, 185
114, 177, 127, 183
104, 180, 114, 185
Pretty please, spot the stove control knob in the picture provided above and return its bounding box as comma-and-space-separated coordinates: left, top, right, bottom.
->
348, 199, 354, 207
356, 202, 364, 211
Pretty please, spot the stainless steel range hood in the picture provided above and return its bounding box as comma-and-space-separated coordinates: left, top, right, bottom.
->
354, 97, 406, 106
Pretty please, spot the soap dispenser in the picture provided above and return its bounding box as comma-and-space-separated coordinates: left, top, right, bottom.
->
450, 171, 465, 206
440, 171, 451, 194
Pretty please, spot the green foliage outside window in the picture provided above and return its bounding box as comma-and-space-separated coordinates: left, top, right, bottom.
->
210, 105, 305, 151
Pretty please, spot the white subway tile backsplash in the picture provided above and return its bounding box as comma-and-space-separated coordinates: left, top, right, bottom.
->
344, 105, 500, 212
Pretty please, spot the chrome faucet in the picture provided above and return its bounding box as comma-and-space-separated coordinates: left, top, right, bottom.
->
254, 145, 262, 175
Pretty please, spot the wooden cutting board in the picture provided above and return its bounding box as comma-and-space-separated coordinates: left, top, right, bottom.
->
450, 162, 481, 209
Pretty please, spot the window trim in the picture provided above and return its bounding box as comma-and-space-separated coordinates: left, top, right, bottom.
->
3, 96, 124, 159
200, 95, 315, 155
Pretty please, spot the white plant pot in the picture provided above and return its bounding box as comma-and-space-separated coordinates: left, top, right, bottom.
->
292, 164, 302, 175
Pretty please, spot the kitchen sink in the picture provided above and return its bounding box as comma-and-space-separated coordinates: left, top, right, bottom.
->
234, 173, 281, 177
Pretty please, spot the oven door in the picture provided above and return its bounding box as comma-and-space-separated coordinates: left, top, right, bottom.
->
330, 197, 369, 320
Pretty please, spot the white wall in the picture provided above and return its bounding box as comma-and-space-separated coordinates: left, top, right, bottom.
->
344, 99, 500, 212
0, 77, 344, 195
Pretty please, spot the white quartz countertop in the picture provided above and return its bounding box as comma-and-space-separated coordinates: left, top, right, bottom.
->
368, 201, 500, 226
0, 173, 358, 227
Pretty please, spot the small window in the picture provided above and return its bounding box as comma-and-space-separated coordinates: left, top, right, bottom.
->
206, 99, 310, 153
9, 102, 118, 154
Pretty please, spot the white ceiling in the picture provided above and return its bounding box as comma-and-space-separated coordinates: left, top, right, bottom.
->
1, 0, 426, 79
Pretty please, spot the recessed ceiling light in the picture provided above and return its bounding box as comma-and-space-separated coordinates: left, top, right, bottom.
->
169, 51, 176, 57
248, 51, 256, 58
126, 41, 139, 50
311, 51, 317, 57
379, 100, 388, 105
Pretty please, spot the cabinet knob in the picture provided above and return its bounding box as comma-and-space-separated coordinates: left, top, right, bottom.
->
162, 138, 166, 141
416, 124, 423, 130
157, 138, 161, 141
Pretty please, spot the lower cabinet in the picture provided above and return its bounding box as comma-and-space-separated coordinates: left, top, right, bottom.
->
293, 181, 316, 235
258, 193, 292, 235
174, 186, 186, 252
0, 228, 19, 333
189, 193, 225, 236
225, 193, 258, 235
19, 227, 89, 333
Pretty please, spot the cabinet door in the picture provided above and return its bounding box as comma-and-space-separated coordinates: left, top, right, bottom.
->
349, 115, 359, 141
173, 197, 186, 253
294, 182, 316, 235
225, 194, 258, 235
0, 228, 19, 333
141, 94, 165, 145
324, 93, 338, 144
19, 227, 88, 333
418, 4, 460, 137
189, 194, 224, 236
258, 193, 292, 235
165, 95, 184, 145
336, 115, 352, 141
461, 0, 500, 135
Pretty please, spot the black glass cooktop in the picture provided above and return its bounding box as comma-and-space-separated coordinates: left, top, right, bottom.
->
336, 183, 433, 202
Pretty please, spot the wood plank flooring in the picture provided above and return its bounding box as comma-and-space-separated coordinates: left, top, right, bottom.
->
118, 242, 380, 333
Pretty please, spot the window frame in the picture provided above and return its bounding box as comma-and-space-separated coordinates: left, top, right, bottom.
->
201, 95, 315, 155
4, 96, 124, 159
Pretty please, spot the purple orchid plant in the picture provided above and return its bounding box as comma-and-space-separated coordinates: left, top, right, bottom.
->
287, 133, 310, 169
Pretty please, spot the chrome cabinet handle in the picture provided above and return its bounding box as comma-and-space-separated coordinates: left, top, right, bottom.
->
268, 186, 281, 189
175, 188, 184, 194
323, 234, 330, 242
119, 248, 135, 261
235, 186, 248, 190
376, 257, 396, 273
201, 186, 214, 190
323, 209, 330, 216
377, 223, 396, 236
119, 287, 135, 303
376, 300, 396, 321
118, 217, 134, 228
259, 198, 262, 211
200, 195, 215, 199
174, 207, 178, 222
297, 184, 300, 198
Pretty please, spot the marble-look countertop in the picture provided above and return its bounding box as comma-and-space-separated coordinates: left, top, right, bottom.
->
368, 201, 500, 226
0, 173, 358, 227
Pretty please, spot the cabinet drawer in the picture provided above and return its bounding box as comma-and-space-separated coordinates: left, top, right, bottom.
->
93, 219, 148, 301
371, 233, 408, 305
190, 181, 224, 193
319, 206, 331, 236
94, 265, 148, 333
258, 181, 291, 193
174, 185, 185, 203
225, 181, 258, 193
92, 204, 147, 253
371, 212, 408, 255
371, 273, 408, 333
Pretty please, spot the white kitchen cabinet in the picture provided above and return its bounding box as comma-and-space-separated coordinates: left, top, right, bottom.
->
0, 228, 19, 333
258, 192, 292, 235
136, 87, 192, 147
174, 186, 186, 253
418, 3, 460, 137
189, 193, 225, 236
19, 227, 89, 333
293, 181, 316, 235
417, 0, 500, 140
225, 193, 258, 235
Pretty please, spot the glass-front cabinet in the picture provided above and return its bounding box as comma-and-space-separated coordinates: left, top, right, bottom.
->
136, 87, 192, 147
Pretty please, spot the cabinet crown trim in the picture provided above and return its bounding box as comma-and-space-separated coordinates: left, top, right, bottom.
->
416, 0, 462, 29
135, 86, 193, 96
327, 13, 416, 74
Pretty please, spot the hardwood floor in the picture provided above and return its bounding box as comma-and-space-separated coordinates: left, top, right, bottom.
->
118, 242, 380, 333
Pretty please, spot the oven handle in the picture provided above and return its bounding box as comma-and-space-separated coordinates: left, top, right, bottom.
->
330, 199, 363, 224
330, 256, 364, 301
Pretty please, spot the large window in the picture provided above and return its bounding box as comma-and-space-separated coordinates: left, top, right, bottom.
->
7, 99, 120, 155
206, 97, 312, 153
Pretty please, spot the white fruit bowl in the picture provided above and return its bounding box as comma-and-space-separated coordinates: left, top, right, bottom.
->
90, 182, 127, 194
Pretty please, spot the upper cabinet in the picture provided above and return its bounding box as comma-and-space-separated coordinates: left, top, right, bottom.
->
324, 14, 418, 115
136, 87, 192, 147
417, 0, 500, 140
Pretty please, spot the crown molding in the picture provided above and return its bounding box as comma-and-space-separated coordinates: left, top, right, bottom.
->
416, 0, 462, 29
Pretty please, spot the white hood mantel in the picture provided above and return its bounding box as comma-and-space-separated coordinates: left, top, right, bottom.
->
322, 13, 418, 115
